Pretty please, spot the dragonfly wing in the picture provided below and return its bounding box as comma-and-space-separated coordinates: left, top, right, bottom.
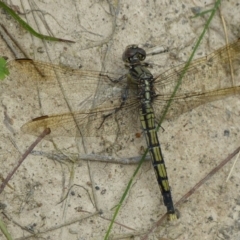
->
153, 86, 240, 123
153, 39, 240, 122
8, 59, 143, 139
7, 59, 127, 112
21, 98, 142, 138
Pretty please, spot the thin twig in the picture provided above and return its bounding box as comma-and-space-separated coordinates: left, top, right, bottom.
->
140, 145, 240, 240
0, 128, 50, 194
0, 23, 29, 58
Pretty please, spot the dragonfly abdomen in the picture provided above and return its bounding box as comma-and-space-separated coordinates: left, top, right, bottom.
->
139, 99, 176, 218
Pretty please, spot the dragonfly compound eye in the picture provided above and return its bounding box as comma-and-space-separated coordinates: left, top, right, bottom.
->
122, 45, 146, 63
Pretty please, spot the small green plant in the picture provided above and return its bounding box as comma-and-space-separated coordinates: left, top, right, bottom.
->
0, 57, 9, 80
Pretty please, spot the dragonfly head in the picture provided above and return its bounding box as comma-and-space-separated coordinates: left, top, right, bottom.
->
122, 45, 146, 64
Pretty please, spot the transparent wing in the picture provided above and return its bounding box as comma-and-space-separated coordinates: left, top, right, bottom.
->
8, 39, 240, 138
7, 59, 142, 138
21, 99, 142, 138
153, 39, 240, 121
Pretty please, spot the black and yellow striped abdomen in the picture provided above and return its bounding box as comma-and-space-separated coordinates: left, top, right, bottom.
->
140, 100, 176, 220
126, 60, 177, 220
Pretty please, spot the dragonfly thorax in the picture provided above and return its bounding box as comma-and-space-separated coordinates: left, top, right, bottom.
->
138, 79, 156, 100
128, 65, 154, 83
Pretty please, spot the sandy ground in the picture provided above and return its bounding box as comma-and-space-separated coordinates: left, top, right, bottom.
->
0, 0, 240, 239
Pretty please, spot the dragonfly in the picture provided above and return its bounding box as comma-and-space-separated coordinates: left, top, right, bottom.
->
6, 39, 240, 220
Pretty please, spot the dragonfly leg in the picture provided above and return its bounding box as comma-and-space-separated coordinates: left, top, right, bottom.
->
99, 73, 126, 83
97, 85, 130, 129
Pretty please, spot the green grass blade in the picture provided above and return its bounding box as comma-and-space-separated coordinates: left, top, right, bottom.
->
0, 217, 13, 240
157, 0, 222, 130
0, 1, 74, 43
104, 150, 148, 240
